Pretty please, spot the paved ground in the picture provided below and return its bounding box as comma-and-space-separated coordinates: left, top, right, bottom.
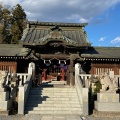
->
0, 114, 120, 120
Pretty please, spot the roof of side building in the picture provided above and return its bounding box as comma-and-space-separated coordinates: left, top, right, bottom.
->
0, 44, 30, 56
81, 47, 120, 58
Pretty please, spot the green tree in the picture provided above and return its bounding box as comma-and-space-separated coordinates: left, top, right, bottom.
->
10, 4, 26, 43
0, 4, 11, 43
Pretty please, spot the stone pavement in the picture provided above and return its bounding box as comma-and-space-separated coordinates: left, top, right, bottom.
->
0, 114, 120, 120
25, 115, 82, 120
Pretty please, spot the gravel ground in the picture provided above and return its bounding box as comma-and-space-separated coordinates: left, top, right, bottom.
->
0, 114, 120, 120
85, 115, 120, 120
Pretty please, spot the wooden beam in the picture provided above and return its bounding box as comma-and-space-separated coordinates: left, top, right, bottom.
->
41, 54, 70, 59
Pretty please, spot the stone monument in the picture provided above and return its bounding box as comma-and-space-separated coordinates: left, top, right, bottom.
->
94, 71, 120, 117
0, 70, 12, 115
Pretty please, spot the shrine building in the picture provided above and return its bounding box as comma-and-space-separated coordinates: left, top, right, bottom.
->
0, 21, 120, 86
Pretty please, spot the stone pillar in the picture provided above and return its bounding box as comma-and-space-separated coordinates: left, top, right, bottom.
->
18, 86, 24, 114
28, 62, 35, 79
28, 62, 36, 86
0, 71, 12, 114
75, 63, 80, 76
0, 89, 12, 114
82, 88, 89, 115
75, 63, 89, 115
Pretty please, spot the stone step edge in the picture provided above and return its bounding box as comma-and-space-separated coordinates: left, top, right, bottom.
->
25, 107, 82, 109
26, 104, 82, 107
25, 111, 82, 115
30, 90, 77, 92
26, 101, 80, 103
30, 87, 75, 90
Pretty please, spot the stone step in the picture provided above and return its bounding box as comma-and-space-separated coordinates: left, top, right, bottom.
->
25, 107, 82, 111
42, 81, 66, 85
28, 96, 78, 101
26, 103, 81, 107
30, 90, 77, 93
26, 110, 82, 115
29, 95, 76, 98
29, 92, 78, 96
25, 85, 82, 115
42, 81, 66, 83
27, 100, 79, 104
30, 87, 75, 91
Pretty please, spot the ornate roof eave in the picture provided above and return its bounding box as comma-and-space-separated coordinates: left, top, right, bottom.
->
34, 33, 78, 44
22, 41, 91, 48
25, 50, 40, 60
22, 31, 91, 47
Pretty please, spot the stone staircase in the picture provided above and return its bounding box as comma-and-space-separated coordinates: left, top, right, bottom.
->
25, 81, 82, 115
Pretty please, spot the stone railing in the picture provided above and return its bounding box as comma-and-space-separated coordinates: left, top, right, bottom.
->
79, 74, 120, 88
17, 73, 28, 86
114, 75, 120, 88
18, 74, 32, 114
75, 63, 89, 115
79, 74, 91, 87
6, 73, 28, 86
75, 68, 120, 116
75, 74, 83, 106
18, 62, 35, 114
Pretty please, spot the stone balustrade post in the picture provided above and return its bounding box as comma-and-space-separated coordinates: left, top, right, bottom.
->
75, 63, 89, 115
18, 86, 24, 114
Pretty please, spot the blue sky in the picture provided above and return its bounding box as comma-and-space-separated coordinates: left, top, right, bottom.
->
85, 4, 120, 47
0, 0, 120, 47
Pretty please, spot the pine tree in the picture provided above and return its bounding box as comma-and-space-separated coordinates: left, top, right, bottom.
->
0, 5, 11, 43
10, 4, 26, 43
0, 4, 26, 44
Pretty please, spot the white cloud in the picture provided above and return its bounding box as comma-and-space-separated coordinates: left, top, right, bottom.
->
0, 0, 20, 7
0, 0, 120, 22
111, 37, 120, 44
99, 36, 106, 42
79, 18, 88, 23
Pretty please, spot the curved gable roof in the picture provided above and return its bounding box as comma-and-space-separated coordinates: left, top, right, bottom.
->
20, 21, 91, 47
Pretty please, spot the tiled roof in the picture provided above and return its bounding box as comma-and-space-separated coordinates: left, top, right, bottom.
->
20, 21, 91, 47
81, 47, 120, 58
0, 44, 30, 56
27, 21, 88, 27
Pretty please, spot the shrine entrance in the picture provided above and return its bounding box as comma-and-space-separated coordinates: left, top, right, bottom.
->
41, 59, 68, 82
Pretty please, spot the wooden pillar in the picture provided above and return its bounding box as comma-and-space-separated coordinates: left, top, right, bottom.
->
66, 66, 70, 85
36, 60, 42, 85
38, 68, 42, 85
114, 64, 119, 75
90, 63, 94, 74
43, 69, 47, 80
61, 68, 65, 81
92, 64, 96, 75
70, 58, 75, 86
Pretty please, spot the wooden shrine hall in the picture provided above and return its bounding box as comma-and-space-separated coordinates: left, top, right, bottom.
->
0, 21, 120, 86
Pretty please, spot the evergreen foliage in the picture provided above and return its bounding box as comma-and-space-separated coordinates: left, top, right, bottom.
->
0, 4, 26, 44
10, 4, 26, 43
93, 80, 102, 95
